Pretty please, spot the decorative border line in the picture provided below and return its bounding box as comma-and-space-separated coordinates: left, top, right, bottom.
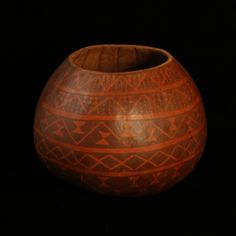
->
34, 123, 205, 154
41, 96, 201, 121
40, 151, 200, 177
51, 75, 189, 96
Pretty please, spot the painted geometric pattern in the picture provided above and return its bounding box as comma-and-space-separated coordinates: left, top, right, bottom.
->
41, 75, 199, 116
38, 152, 199, 196
34, 103, 205, 149
48, 59, 188, 94
34, 127, 205, 173
34, 58, 207, 195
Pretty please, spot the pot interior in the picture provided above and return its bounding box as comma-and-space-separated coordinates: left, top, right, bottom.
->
71, 45, 169, 72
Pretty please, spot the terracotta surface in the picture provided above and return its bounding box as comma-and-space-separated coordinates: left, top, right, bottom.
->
34, 44, 207, 196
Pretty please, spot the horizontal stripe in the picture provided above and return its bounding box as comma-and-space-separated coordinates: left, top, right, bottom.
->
52, 76, 188, 96
34, 123, 205, 154
42, 96, 201, 121
39, 151, 200, 177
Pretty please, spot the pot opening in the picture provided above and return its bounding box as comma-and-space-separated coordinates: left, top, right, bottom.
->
70, 45, 170, 73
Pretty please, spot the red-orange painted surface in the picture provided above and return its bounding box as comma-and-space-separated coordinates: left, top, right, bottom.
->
34, 45, 207, 196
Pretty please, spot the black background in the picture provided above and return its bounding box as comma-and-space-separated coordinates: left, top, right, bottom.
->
3, 0, 236, 234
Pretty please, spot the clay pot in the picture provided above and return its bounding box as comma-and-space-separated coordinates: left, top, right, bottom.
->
34, 44, 207, 196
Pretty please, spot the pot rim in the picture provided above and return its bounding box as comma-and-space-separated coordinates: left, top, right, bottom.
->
68, 44, 173, 75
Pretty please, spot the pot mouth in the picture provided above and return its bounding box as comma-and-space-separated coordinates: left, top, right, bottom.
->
69, 44, 172, 75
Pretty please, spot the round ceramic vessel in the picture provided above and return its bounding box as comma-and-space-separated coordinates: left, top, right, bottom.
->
34, 44, 207, 196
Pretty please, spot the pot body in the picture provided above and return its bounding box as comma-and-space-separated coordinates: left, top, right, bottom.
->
34, 45, 207, 196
